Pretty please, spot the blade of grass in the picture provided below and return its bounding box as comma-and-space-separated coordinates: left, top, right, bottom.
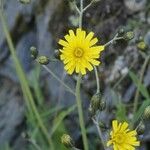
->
129, 71, 150, 100
50, 105, 76, 137
133, 99, 150, 124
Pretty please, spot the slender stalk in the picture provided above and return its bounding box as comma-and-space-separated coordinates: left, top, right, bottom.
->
92, 118, 106, 150
113, 62, 135, 89
0, 7, 53, 149
73, 1, 80, 14
133, 55, 150, 114
28, 139, 42, 150
104, 33, 123, 47
76, 74, 89, 150
74, 1, 89, 150
94, 66, 100, 93
83, 0, 97, 12
93, 67, 106, 150
42, 65, 75, 96
79, 0, 83, 28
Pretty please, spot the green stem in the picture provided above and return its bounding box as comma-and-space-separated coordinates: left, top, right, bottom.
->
92, 118, 106, 150
42, 65, 75, 95
133, 55, 150, 114
104, 33, 123, 47
76, 74, 89, 150
0, 7, 54, 150
74, 0, 89, 149
94, 66, 100, 93
79, 0, 83, 28
93, 67, 106, 150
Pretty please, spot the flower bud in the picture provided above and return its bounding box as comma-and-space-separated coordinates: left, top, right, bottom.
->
61, 134, 74, 148
19, 0, 31, 4
30, 46, 38, 59
89, 93, 106, 115
37, 56, 49, 65
54, 49, 60, 60
137, 41, 147, 50
144, 105, 150, 120
136, 122, 145, 135
123, 31, 134, 41
90, 93, 101, 114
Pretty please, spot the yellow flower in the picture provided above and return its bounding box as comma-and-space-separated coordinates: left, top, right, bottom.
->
58, 28, 104, 75
107, 120, 140, 150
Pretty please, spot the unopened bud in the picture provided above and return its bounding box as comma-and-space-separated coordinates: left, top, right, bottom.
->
144, 105, 150, 120
30, 46, 38, 59
123, 31, 134, 41
37, 56, 49, 65
61, 134, 74, 148
91, 93, 101, 114
136, 122, 145, 135
137, 41, 147, 50
19, 0, 31, 4
54, 49, 60, 60
89, 93, 106, 115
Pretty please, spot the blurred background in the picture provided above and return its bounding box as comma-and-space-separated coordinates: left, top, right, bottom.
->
0, 0, 150, 149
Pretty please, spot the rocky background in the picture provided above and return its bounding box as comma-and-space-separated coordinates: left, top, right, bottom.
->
0, 0, 150, 149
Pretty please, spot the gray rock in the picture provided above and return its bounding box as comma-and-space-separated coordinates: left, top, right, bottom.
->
0, 79, 25, 147
124, 0, 147, 13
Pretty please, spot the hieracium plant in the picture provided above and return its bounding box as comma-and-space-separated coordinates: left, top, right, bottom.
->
31, 0, 145, 150
1, 0, 149, 149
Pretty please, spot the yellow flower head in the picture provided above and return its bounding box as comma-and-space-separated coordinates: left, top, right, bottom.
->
107, 120, 140, 150
58, 28, 104, 75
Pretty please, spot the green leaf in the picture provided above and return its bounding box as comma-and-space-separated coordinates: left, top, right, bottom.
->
129, 71, 150, 99
50, 105, 76, 137
133, 100, 150, 123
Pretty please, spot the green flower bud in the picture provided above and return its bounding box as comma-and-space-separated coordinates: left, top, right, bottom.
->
144, 105, 150, 120
30, 46, 38, 59
37, 56, 49, 65
61, 134, 74, 148
136, 122, 145, 135
19, 0, 31, 4
54, 49, 60, 60
123, 31, 134, 41
89, 93, 106, 115
90, 93, 101, 114
137, 41, 147, 50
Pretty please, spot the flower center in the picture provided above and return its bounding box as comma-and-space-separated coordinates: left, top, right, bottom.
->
74, 47, 84, 58
113, 134, 125, 144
